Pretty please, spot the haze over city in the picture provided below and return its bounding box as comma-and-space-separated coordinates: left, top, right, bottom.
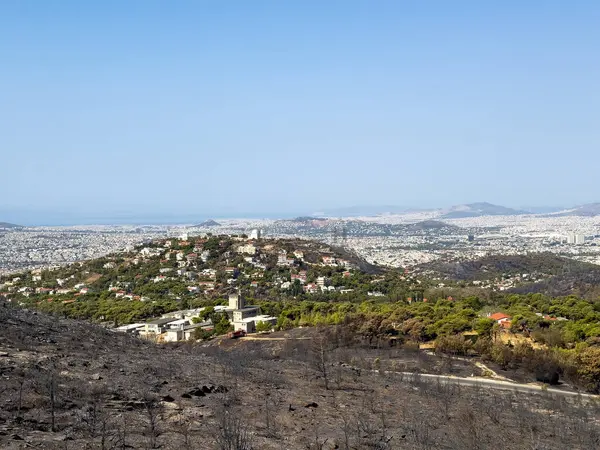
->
2, 1, 600, 225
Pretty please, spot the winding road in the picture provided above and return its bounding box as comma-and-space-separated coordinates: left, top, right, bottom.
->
376, 369, 599, 400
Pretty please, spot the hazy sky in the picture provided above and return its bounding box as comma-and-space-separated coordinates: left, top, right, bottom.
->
1, 1, 599, 223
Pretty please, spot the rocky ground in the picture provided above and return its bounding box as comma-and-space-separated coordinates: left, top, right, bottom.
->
1, 302, 599, 449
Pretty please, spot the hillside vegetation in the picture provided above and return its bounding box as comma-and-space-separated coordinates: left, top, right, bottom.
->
2, 235, 600, 396
422, 253, 600, 298
422, 253, 594, 281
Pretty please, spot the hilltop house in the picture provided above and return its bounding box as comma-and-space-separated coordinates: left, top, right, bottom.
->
322, 256, 337, 266
226, 293, 276, 334
143, 318, 179, 335
488, 312, 512, 329
488, 312, 511, 324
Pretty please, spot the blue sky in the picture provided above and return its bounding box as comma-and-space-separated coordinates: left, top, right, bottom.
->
1, 1, 599, 224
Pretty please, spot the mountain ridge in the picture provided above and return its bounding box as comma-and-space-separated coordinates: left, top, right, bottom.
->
553, 203, 600, 217
194, 219, 221, 227
439, 202, 528, 219
0, 222, 23, 229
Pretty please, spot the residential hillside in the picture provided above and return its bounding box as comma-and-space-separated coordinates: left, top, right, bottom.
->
269, 218, 464, 238
0, 235, 408, 330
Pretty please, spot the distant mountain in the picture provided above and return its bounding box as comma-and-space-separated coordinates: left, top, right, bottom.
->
291, 216, 328, 223
0, 222, 23, 229
555, 203, 600, 217
315, 206, 427, 217
312, 202, 600, 219
440, 202, 527, 219
194, 219, 221, 227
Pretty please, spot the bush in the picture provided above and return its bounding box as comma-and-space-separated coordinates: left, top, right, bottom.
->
531, 351, 561, 385
255, 321, 272, 333
573, 346, 600, 393
489, 342, 514, 370
531, 328, 565, 348
435, 334, 472, 356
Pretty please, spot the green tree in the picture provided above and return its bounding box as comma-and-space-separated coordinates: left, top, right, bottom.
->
214, 313, 232, 335
255, 321, 272, 333
474, 318, 495, 337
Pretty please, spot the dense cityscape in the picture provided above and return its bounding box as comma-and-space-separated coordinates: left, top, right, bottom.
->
3, 208, 600, 275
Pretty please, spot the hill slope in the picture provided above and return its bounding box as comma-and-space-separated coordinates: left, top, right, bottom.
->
0, 222, 22, 229
421, 253, 600, 298
440, 202, 527, 219
422, 253, 584, 281
1, 303, 598, 449
194, 219, 221, 227
556, 202, 600, 217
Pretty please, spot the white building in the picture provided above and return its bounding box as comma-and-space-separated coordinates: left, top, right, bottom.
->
233, 315, 277, 333
249, 229, 262, 240
237, 244, 257, 255
114, 323, 146, 334
566, 234, 586, 245
316, 276, 328, 287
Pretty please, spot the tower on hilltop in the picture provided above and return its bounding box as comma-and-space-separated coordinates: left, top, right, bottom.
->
228, 292, 245, 310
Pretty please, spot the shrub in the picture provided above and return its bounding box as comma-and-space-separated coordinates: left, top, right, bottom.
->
435, 334, 472, 356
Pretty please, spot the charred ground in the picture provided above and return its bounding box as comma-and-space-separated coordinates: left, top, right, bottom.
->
1, 303, 599, 449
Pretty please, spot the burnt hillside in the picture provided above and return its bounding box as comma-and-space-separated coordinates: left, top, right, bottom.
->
1, 303, 599, 449
423, 253, 600, 281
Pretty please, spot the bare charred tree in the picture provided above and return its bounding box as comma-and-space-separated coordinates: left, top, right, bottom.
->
215, 407, 253, 450
262, 390, 279, 439
112, 412, 131, 450
435, 378, 460, 421
452, 406, 484, 450
12, 367, 28, 422
142, 393, 163, 449
217, 350, 251, 404
310, 328, 333, 390
306, 422, 328, 450
79, 392, 110, 446
406, 413, 435, 450
172, 401, 197, 450
339, 412, 354, 450
34, 360, 60, 433
353, 391, 393, 450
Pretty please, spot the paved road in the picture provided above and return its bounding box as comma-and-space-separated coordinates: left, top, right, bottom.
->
237, 336, 598, 399
240, 336, 312, 341
379, 369, 599, 400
